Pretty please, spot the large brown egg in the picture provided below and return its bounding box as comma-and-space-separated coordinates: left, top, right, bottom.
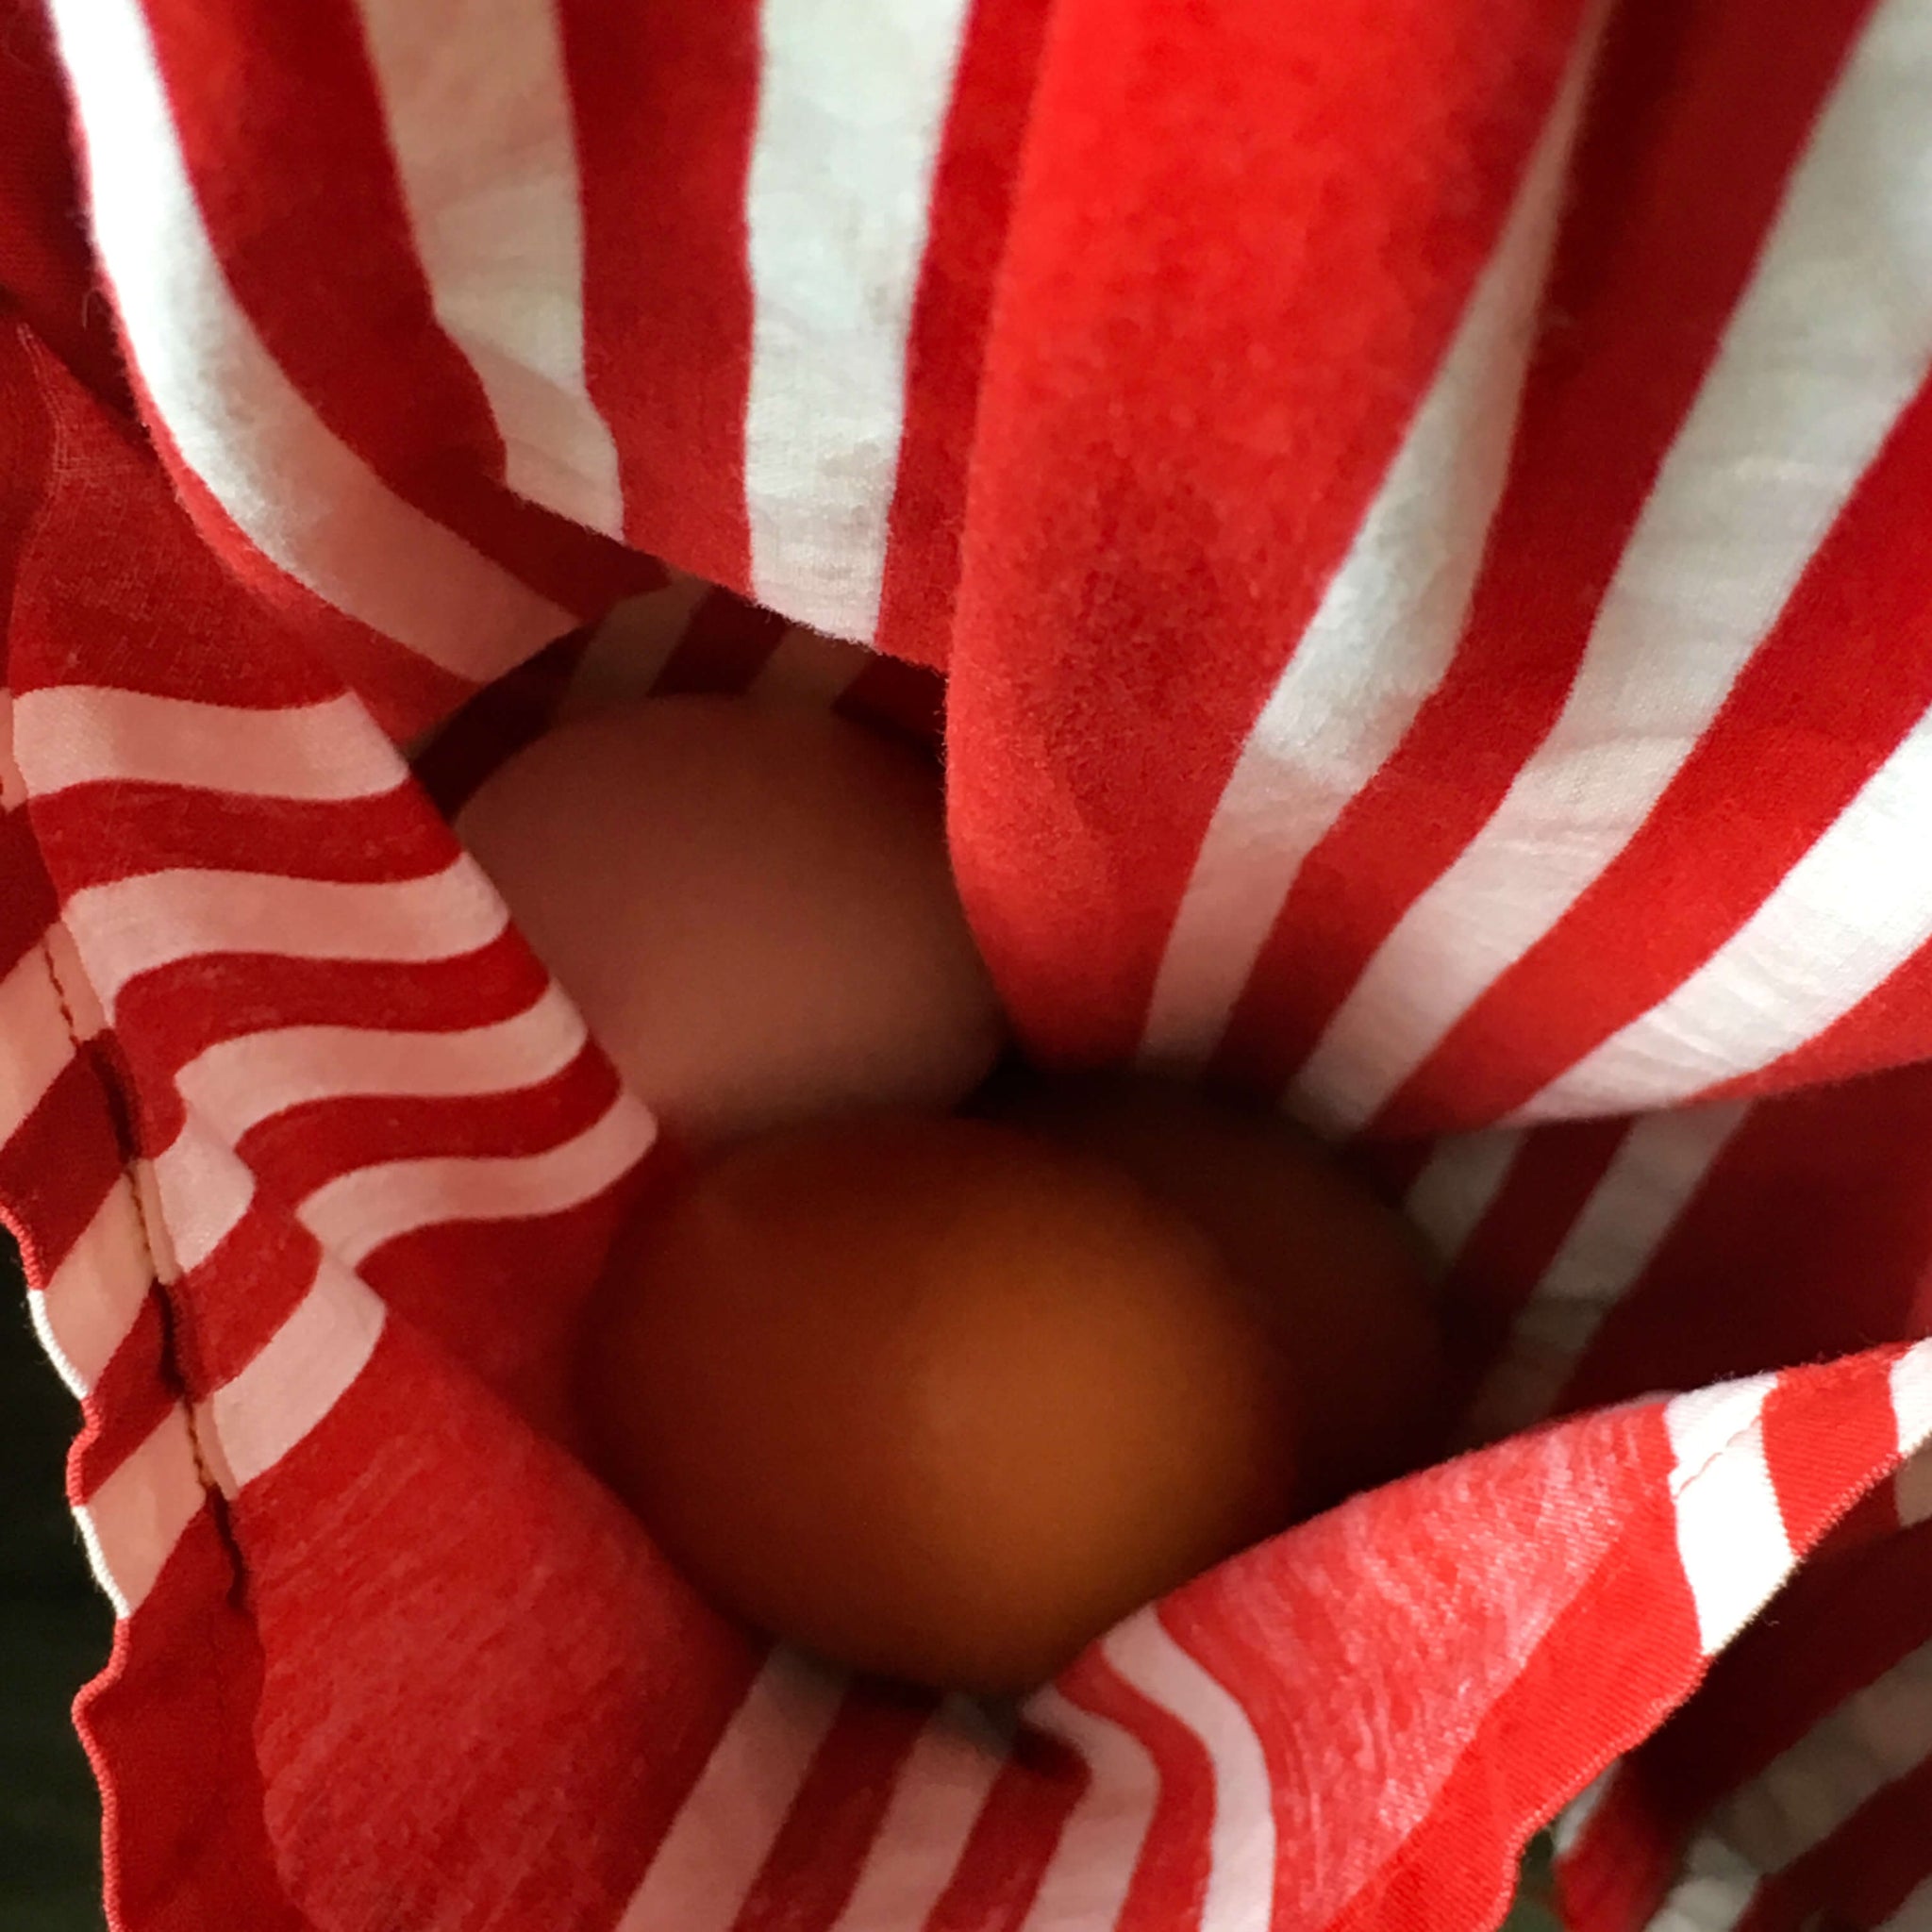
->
579, 1113, 1302, 1695
978, 1072, 1445, 1507
457, 697, 1006, 1148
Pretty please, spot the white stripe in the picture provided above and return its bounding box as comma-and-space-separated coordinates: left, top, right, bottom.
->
74, 1405, 206, 1619
1524, 710, 1932, 1117
27, 1177, 151, 1398
0, 691, 24, 810
48, 0, 574, 679
132, 1155, 181, 1285
1643, 1833, 1760, 1932
200, 1259, 387, 1491
1140, 39, 1597, 1069
748, 627, 871, 709
1665, 1376, 1792, 1655
61, 859, 509, 1008
11, 689, 405, 804
0, 927, 108, 1136
1016, 1675, 1161, 1932
1292, 0, 1932, 1135
1880, 1872, 1932, 1932
155, 1000, 633, 1285
617, 1650, 846, 1932
297, 1090, 655, 1270
1892, 1340, 1932, 1461
1551, 1764, 1620, 1858
1711, 1633, 1932, 1878
1403, 1128, 1525, 1265
1666, 1374, 1784, 1497
42, 912, 108, 1045
1103, 1612, 1275, 1932
742, 0, 970, 639
75, 1250, 381, 1617
827, 1699, 1006, 1932
0, 948, 79, 1142
1462, 1104, 1746, 1441
1892, 1344, 1932, 1528
174, 983, 588, 1140
25, 1291, 89, 1403
555, 575, 712, 722
355, 0, 624, 537
149, 1120, 258, 1278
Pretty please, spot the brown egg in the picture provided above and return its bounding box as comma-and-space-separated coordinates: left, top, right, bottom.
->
579, 1112, 1301, 1694
457, 697, 1006, 1148
978, 1071, 1444, 1507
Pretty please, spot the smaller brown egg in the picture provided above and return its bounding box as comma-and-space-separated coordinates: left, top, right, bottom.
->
579, 1113, 1302, 1695
978, 1072, 1444, 1507
456, 697, 1006, 1149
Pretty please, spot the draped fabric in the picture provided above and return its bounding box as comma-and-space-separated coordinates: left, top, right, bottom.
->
5, 0, 1932, 1925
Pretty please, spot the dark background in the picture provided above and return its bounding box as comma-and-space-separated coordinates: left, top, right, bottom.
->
2, 1230, 108, 1930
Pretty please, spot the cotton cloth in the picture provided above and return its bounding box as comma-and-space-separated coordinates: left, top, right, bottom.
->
4, 0, 1932, 1927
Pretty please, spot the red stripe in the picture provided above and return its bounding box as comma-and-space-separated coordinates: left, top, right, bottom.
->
1566, 1364, 1932, 1932
1555, 1770, 1681, 1932
30, 779, 449, 891
1615, 1521, 1932, 1857
1055, 1649, 1216, 1932
1813, 1480, 1903, 1562
1162, 1396, 1686, 1932
8, 333, 443, 741
650, 588, 788, 697
1762, 1353, 1906, 1555
1441, 1118, 1627, 1383
75, 1510, 308, 1932
1375, 375, 1932, 1135
562, 0, 759, 591
235, 1045, 618, 1209
2, 331, 312, 940
872, 0, 1055, 672
948, 0, 1587, 1064
137, 0, 653, 621
141, 438, 477, 741
352, 1172, 654, 1451
155, 1088, 636, 1434
1736, 937, 1932, 1102
1209, 0, 1880, 1099
411, 631, 596, 822
729, 1688, 936, 1932
1732, 1751, 1932, 1932
1324, 1429, 1698, 1932
0, 809, 58, 982
7, 1138, 118, 1296
110, 933, 549, 1099
0, 1053, 129, 1280
157, 1198, 318, 1397
14, 412, 367, 733
0, 316, 61, 702
0, 5, 132, 413
235, 1316, 759, 1932
1329, 1499, 1707, 1932
70, 1294, 177, 1500
132, 988, 580, 1163
924, 1728, 1087, 1931
1559, 1067, 1932, 1418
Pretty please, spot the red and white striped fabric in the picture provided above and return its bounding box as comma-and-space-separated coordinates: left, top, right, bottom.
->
5, 0, 1932, 1925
